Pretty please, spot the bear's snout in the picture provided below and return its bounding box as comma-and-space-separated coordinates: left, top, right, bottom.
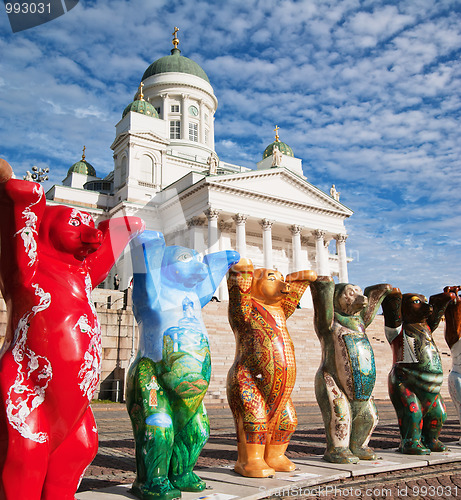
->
80, 226, 103, 247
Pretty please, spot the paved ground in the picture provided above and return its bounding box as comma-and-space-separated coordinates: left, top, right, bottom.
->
80, 400, 461, 499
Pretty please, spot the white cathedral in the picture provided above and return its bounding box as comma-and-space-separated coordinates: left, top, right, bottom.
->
46, 29, 353, 306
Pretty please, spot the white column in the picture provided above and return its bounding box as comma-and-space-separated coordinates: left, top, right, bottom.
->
187, 216, 206, 254
260, 219, 273, 269
314, 229, 329, 276
181, 93, 189, 140
289, 225, 302, 272
233, 214, 247, 258
160, 93, 169, 120
205, 208, 220, 254
199, 99, 206, 145
335, 234, 349, 283
300, 235, 314, 309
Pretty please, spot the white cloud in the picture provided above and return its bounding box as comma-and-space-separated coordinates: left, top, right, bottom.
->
0, 0, 460, 298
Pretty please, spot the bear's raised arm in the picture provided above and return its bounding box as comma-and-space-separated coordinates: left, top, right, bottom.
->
362, 283, 392, 328
310, 276, 335, 335
227, 258, 254, 325
381, 288, 403, 344
198, 250, 240, 308
130, 231, 165, 314
0, 160, 46, 290
85, 216, 145, 288
427, 291, 452, 333
444, 286, 461, 349
282, 269, 317, 319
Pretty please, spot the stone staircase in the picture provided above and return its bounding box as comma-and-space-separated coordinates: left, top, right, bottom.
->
202, 302, 452, 406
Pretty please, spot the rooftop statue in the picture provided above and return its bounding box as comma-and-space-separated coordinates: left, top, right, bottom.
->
0, 158, 144, 500
127, 231, 239, 500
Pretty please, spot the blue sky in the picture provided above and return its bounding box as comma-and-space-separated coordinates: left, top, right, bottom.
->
1, 0, 460, 297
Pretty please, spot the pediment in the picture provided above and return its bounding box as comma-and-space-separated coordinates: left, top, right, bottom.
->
207, 168, 352, 216
111, 131, 169, 151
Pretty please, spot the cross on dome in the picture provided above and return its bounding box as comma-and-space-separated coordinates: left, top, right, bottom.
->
172, 27, 180, 49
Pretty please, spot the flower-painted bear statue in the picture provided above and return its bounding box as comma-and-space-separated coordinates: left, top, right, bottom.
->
382, 288, 451, 454
127, 230, 239, 500
0, 158, 144, 499
227, 258, 317, 477
310, 277, 391, 464
444, 286, 461, 442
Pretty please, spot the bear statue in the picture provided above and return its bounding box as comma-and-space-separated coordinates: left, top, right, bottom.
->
310, 277, 391, 464
126, 230, 239, 500
226, 258, 317, 477
444, 286, 461, 443
0, 158, 144, 499
382, 288, 451, 454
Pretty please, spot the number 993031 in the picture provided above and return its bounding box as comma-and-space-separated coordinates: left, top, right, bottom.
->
5, 3, 51, 14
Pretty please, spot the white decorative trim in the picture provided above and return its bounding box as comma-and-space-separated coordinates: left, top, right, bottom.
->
75, 274, 102, 402
6, 283, 52, 443
70, 208, 93, 226
14, 184, 43, 267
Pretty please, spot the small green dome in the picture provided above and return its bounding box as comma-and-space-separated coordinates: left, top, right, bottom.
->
142, 48, 210, 83
263, 140, 294, 160
122, 99, 158, 119
68, 159, 96, 177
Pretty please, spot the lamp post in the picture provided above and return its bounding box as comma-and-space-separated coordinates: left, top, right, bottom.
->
23, 166, 49, 183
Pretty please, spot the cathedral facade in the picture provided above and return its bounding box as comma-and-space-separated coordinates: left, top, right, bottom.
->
46, 30, 352, 305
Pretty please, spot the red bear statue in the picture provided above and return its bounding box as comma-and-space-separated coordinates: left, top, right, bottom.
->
0, 159, 144, 499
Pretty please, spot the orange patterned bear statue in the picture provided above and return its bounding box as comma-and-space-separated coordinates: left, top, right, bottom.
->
227, 258, 316, 477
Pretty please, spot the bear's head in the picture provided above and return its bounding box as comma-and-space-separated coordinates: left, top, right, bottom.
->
334, 284, 368, 316
39, 206, 102, 262
251, 269, 290, 306
401, 293, 432, 324
161, 246, 208, 289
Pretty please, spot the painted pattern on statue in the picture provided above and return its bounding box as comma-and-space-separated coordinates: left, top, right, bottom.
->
226, 259, 316, 477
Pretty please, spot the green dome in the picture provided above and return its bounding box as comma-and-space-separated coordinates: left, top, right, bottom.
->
68, 159, 96, 177
122, 98, 158, 119
142, 48, 210, 83
263, 140, 294, 159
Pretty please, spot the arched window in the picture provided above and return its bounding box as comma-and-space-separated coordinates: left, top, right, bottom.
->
139, 155, 154, 184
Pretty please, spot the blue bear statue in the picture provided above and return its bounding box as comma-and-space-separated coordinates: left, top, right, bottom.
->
126, 230, 239, 500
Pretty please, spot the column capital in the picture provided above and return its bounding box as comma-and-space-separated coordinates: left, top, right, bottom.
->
160, 93, 169, 99
335, 233, 348, 243
204, 208, 220, 220
301, 236, 310, 246
218, 221, 233, 232
313, 229, 326, 240
233, 213, 248, 225
187, 216, 206, 228
289, 224, 303, 236
260, 218, 273, 230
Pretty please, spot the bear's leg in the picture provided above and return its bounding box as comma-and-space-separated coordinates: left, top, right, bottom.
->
388, 369, 429, 455
448, 371, 461, 444
127, 359, 180, 500
421, 393, 447, 452
228, 366, 274, 477
0, 409, 50, 500
349, 398, 378, 460
265, 398, 297, 472
169, 402, 208, 492
315, 370, 358, 464
41, 406, 98, 500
